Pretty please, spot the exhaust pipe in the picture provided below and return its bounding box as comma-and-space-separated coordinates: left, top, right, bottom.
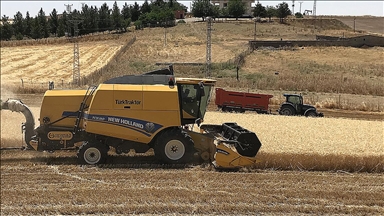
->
1, 99, 36, 149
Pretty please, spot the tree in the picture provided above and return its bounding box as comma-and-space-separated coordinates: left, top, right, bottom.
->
168, 0, 188, 11
265, 6, 277, 22
89, 6, 99, 33
122, 3, 131, 20
31, 16, 42, 39
191, 0, 213, 21
227, 0, 246, 20
25, 12, 33, 37
99, 3, 112, 31
80, 4, 92, 34
112, 1, 123, 31
49, 8, 59, 36
141, 0, 151, 14
121, 3, 132, 30
276, 2, 291, 23
57, 16, 66, 37
0, 15, 13, 40
295, 12, 303, 18
37, 8, 49, 37
131, 2, 141, 22
212, 5, 220, 18
13, 11, 25, 38
253, 3, 267, 18
220, 7, 229, 17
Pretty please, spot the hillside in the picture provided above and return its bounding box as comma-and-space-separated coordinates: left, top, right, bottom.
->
1, 18, 383, 113
334, 16, 384, 35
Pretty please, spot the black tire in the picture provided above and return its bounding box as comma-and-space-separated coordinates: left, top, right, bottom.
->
77, 141, 109, 165
154, 128, 194, 164
306, 110, 317, 117
280, 105, 296, 116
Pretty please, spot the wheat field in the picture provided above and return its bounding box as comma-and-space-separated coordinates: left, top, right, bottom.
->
0, 40, 124, 86
1, 105, 383, 172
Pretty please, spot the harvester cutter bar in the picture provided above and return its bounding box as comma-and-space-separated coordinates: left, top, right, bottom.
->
200, 122, 262, 158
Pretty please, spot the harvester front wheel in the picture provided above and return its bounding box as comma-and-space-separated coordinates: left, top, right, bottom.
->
77, 141, 108, 165
154, 128, 194, 164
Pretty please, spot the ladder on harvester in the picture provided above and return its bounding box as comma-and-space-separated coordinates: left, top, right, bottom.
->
73, 86, 96, 134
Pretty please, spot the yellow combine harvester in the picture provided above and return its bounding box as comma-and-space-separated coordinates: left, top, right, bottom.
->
1, 66, 262, 169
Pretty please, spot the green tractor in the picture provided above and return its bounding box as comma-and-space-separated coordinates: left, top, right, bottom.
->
278, 94, 324, 117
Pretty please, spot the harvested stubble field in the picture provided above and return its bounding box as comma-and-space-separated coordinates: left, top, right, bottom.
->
0, 39, 125, 88
1, 162, 383, 215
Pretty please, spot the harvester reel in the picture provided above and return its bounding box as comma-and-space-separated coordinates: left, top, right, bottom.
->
154, 128, 194, 164
77, 141, 109, 165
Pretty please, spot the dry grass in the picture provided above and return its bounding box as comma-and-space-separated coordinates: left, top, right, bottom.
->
234, 46, 384, 96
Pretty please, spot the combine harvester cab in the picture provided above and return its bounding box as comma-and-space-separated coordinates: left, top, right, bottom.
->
1, 66, 263, 170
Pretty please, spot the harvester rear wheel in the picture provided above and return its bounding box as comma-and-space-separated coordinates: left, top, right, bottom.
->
77, 141, 109, 165
154, 128, 194, 164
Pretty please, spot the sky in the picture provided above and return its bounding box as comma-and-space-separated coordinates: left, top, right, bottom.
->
1, 1, 383, 18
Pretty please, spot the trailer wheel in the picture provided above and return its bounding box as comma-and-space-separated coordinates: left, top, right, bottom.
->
154, 128, 194, 164
77, 141, 108, 165
280, 105, 295, 116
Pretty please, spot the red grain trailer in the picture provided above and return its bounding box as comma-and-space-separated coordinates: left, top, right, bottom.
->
215, 88, 273, 114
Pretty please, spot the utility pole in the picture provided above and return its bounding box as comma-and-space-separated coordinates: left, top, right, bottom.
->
254, 19, 257, 41
66, 3, 83, 86
206, 17, 212, 78
164, 22, 167, 46
313, 0, 317, 18
65, 3, 73, 14
292, 0, 295, 15
69, 19, 82, 85
299, 1, 303, 14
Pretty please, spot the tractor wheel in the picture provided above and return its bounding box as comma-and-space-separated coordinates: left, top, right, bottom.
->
154, 128, 194, 164
280, 106, 295, 116
306, 110, 317, 117
77, 141, 109, 165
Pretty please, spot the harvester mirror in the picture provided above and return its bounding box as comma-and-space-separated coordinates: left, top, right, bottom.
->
198, 82, 205, 97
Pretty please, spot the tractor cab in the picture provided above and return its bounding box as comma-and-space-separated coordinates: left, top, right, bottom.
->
279, 94, 324, 117
285, 94, 303, 105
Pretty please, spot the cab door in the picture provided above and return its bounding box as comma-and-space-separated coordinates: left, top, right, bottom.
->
178, 84, 200, 125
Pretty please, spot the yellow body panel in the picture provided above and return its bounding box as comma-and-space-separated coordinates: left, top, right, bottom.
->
143, 86, 179, 111
113, 85, 143, 110
84, 84, 181, 144
40, 89, 90, 127
89, 84, 114, 110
